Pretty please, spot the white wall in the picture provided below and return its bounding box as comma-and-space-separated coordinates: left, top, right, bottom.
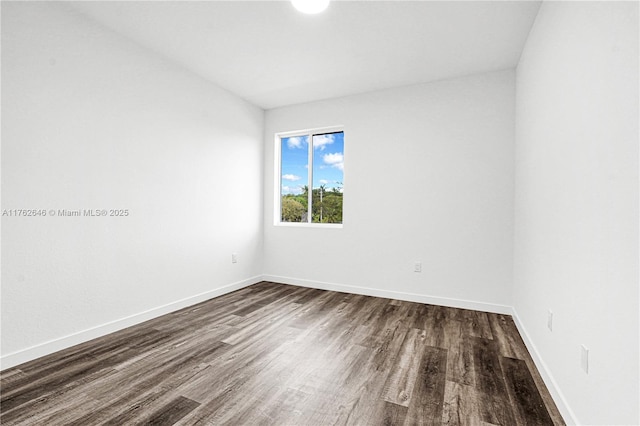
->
1, 2, 264, 367
264, 70, 515, 311
514, 2, 639, 425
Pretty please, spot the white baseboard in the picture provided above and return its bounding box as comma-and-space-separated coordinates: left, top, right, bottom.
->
263, 274, 513, 315
511, 309, 579, 425
0, 275, 262, 371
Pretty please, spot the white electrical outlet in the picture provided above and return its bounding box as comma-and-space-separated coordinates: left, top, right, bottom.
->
547, 309, 553, 331
232, 253, 238, 264
580, 345, 589, 374
414, 262, 422, 273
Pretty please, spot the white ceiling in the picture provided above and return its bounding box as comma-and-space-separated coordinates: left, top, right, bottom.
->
69, 1, 541, 109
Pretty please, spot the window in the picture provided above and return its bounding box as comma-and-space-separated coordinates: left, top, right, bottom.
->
277, 127, 344, 225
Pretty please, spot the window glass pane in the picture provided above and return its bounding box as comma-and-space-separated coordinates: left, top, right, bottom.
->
280, 135, 309, 222
312, 131, 344, 224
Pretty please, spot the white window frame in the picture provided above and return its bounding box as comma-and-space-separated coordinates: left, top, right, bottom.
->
274, 126, 344, 228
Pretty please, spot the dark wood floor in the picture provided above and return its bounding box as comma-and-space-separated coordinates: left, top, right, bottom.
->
1, 281, 564, 425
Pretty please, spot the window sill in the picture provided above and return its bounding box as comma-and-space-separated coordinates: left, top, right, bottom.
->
275, 222, 343, 229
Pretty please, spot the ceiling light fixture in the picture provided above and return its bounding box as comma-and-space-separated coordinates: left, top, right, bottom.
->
291, 0, 330, 14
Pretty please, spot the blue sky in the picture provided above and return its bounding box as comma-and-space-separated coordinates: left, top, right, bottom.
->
281, 131, 344, 195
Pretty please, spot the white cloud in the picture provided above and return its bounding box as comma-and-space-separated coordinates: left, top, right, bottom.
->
282, 185, 304, 195
323, 152, 344, 171
287, 136, 304, 149
319, 179, 329, 185
282, 174, 301, 181
313, 134, 335, 151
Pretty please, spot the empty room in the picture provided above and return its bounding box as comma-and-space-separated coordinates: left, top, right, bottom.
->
1, 1, 638, 425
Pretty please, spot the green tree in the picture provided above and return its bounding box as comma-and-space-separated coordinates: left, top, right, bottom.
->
281, 197, 305, 222
312, 185, 342, 223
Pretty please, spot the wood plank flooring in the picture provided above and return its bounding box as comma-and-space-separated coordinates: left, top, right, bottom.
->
0, 281, 565, 425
